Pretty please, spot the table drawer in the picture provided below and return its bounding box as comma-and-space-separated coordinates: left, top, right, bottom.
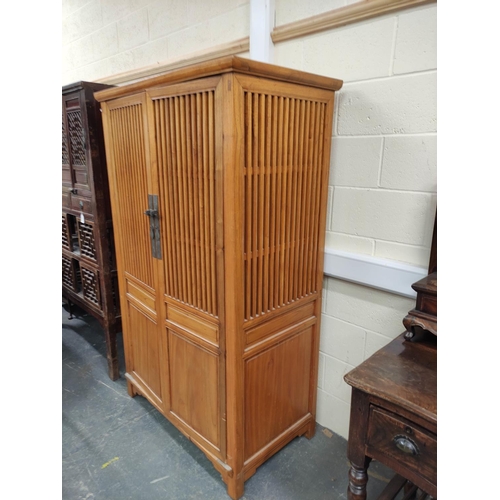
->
367, 407, 436, 486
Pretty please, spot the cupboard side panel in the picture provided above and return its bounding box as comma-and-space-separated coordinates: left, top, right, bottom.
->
244, 327, 313, 460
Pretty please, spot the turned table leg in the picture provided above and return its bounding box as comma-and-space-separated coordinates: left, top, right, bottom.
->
346, 388, 372, 500
348, 461, 371, 499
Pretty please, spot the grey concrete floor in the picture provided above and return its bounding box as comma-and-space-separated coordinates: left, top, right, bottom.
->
62, 304, 397, 500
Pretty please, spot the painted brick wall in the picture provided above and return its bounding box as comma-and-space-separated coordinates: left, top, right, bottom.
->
273, 2, 437, 438
62, 0, 250, 84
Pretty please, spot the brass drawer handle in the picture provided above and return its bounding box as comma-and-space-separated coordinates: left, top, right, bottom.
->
393, 435, 419, 456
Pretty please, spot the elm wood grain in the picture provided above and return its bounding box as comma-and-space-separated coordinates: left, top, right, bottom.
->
62, 81, 122, 381
344, 334, 437, 499
96, 57, 342, 499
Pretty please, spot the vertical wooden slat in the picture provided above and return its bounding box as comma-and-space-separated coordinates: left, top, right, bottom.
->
262, 94, 271, 313
165, 99, 177, 299
274, 96, 284, 312
195, 92, 207, 313
185, 95, 197, 309
202, 92, 212, 315
267, 95, 277, 312
285, 97, 297, 305
251, 93, 259, 319
278, 97, 289, 308
304, 102, 317, 295
156, 101, 170, 294
245, 92, 252, 320
290, 100, 305, 301
257, 93, 265, 316
310, 103, 326, 293
168, 98, 181, 300
208, 91, 217, 315
295, 101, 311, 298
173, 97, 187, 303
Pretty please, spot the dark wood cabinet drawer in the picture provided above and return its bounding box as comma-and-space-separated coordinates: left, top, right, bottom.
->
71, 195, 92, 215
367, 407, 436, 486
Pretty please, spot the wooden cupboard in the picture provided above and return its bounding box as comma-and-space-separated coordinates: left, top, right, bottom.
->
62, 81, 122, 380
95, 56, 342, 499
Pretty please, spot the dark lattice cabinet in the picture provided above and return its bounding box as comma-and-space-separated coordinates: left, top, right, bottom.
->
62, 81, 121, 380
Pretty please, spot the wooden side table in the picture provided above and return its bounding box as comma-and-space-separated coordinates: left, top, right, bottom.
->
344, 334, 437, 499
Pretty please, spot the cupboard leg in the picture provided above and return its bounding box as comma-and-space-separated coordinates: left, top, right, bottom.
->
226, 474, 244, 500
104, 326, 119, 381
67, 299, 74, 320
348, 463, 369, 500
305, 419, 316, 439
127, 380, 137, 398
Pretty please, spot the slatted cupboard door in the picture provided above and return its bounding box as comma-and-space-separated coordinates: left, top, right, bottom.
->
101, 93, 167, 409
149, 77, 226, 460
96, 56, 342, 500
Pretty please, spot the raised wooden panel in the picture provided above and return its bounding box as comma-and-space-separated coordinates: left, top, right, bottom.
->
244, 326, 313, 460
152, 85, 219, 317
245, 299, 315, 346
125, 277, 156, 316
241, 86, 328, 321
107, 98, 155, 289
168, 331, 220, 449
128, 303, 162, 402
167, 303, 219, 345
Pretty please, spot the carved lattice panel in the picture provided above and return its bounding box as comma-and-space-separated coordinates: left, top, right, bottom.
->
67, 109, 86, 166
62, 256, 74, 290
153, 90, 218, 317
62, 215, 69, 249
78, 221, 97, 260
63, 257, 81, 292
242, 92, 327, 321
62, 119, 69, 165
81, 266, 101, 308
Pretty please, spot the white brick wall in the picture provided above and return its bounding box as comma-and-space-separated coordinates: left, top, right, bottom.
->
62, 0, 250, 84
319, 277, 415, 437
273, 3, 437, 438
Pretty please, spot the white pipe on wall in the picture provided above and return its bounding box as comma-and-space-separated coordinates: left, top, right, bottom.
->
323, 248, 427, 298
250, 0, 275, 63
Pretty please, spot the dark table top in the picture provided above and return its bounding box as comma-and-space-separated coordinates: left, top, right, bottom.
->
344, 334, 437, 425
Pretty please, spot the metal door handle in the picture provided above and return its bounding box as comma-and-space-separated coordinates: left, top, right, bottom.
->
145, 194, 162, 259
393, 435, 419, 456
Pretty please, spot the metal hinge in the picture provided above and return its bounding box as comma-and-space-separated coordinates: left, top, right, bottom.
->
145, 194, 162, 259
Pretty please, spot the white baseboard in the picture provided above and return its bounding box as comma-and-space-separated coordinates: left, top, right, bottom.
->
323, 248, 427, 298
